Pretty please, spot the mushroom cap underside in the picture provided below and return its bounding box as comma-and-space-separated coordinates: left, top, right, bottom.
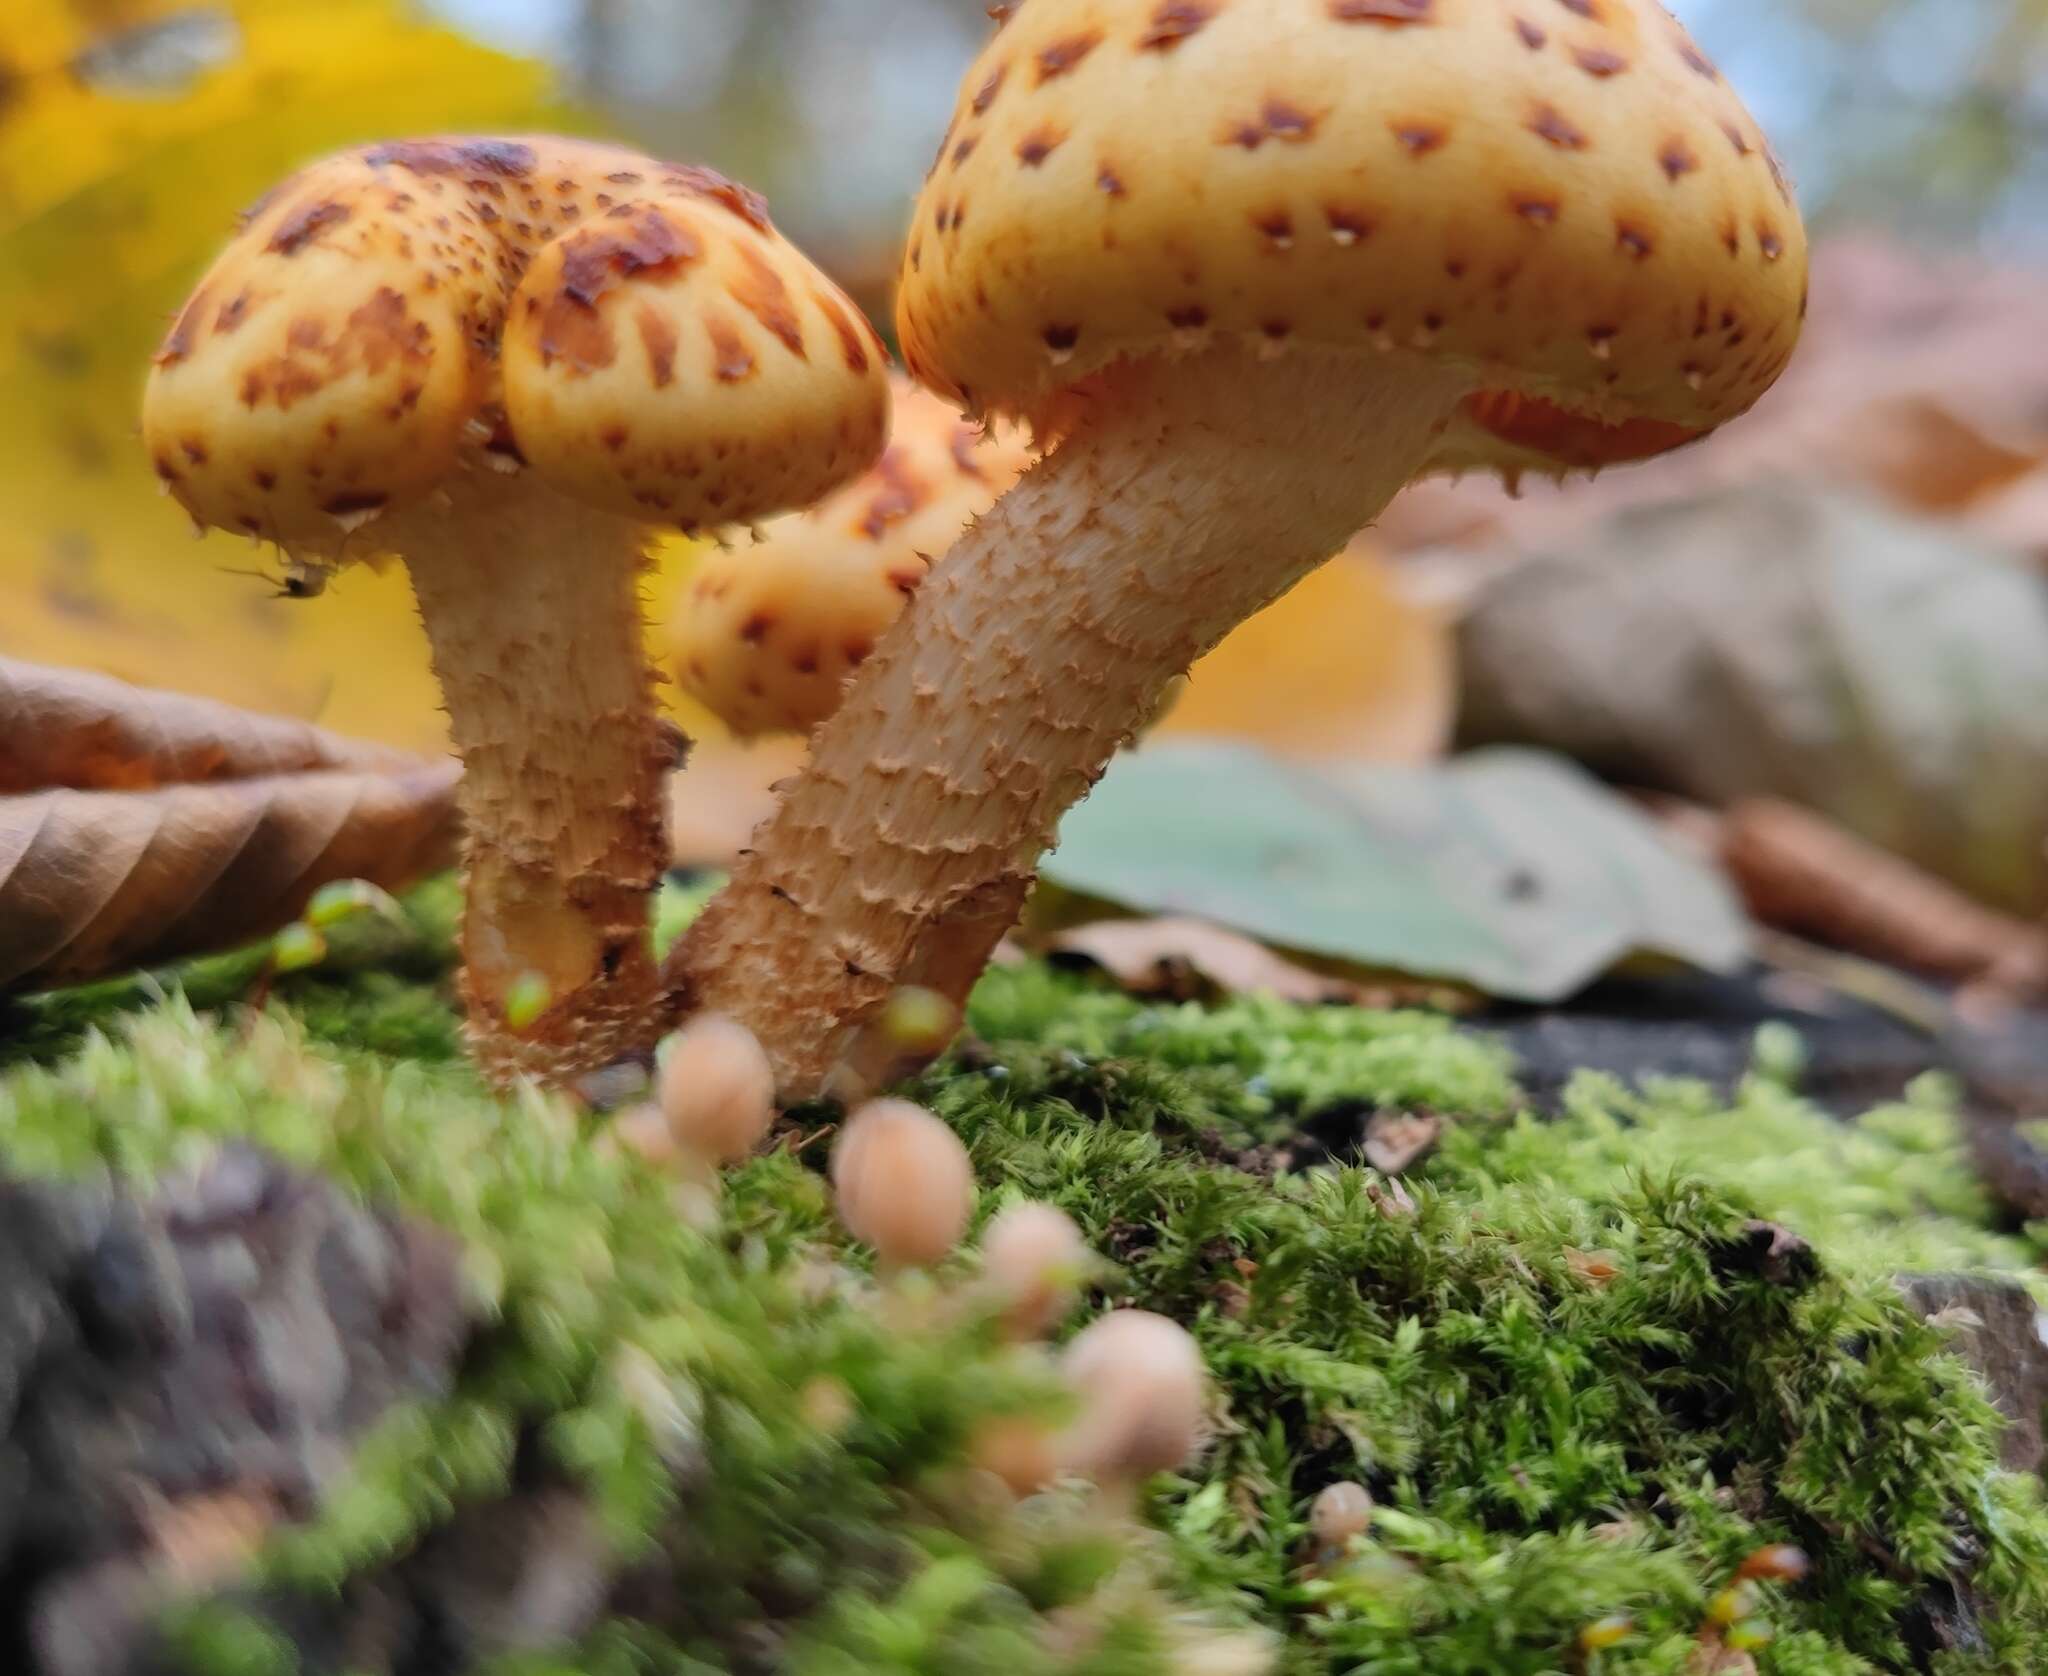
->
897, 0, 1808, 468
145, 135, 891, 546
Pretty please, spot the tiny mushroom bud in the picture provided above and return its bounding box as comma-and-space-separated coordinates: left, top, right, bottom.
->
675, 1, 1810, 1102
1055, 1309, 1208, 1487
669, 375, 1031, 738
981, 1200, 1089, 1339
830, 1098, 976, 1268
144, 136, 889, 1084
657, 1012, 778, 1166
1308, 1481, 1375, 1551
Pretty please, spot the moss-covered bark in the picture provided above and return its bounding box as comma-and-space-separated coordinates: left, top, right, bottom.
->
1, 881, 2044, 1674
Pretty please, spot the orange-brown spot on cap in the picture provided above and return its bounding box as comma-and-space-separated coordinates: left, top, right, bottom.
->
739, 612, 774, 643
1098, 163, 1128, 197
1043, 322, 1082, 353
600, 424, 629, 450
1036, 31, 1104, 83
1017, 125, 1067, 166
636, 304, 678, 387
1513, 193, 1560, 225
858, 448, 931, 538
952, 134, 979, 167
972, 63, 1007, 113
1466, 388, 1696, 467
252, 468, 277, 490
1615, 221, 1654, 259
154, 283, 213, 367
322, 489, 389, 519
730, 243, 808, 359
1262, 99, 1318, 142
1326, 204, 1374, 243
842, 637, 874, 667
887, 564, 927, 596
1330, 0, 1432, 20
1659, 138, 1700, 181
1677, 38, 1718, 79
1253, 208, 1295, 247
1721, 120, 1752, 157
1514, 16, 1546, 47
1574, 46, 1628, 76
362, 137, 537, 178
1393, 121, 1448, 155
607, 169, 643, 185
815, 289, 872, 373
712, 309, 761, 381
1138, 1, 1217, 49
663, 163, 775, 232
1757, 225, 1785, 261
215, 289, 253, 334
267, 198, 352, 256
1556, 0, 1599, 16
179, 436, 208, 465
342, 286, 430, 377
1166, 303, 1209, 329
1528, 105, 1588, 149
541, 208, 702, 373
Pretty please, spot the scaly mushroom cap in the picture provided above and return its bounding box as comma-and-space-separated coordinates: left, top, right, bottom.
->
897, 0, 1807, 474
145, 136, 890, 544
669, 377, 1032, 737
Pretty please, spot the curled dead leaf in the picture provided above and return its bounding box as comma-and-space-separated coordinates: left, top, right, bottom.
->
1046, 916, 1369, 1006
0, 660, 458, 988
1361, 1110, 1444, 1176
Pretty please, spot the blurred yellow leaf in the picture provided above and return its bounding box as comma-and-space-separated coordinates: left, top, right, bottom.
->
0, 0, 715, 754
1158, 545, 1455, 761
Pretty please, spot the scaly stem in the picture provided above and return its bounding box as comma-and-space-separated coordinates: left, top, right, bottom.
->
397, 468, 672, 1084
673, 347, 1469, 1099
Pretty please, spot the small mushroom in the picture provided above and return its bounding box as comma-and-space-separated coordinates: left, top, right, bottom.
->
1308, 1482, 1375, 1553
669, 376, 1031, 738
674, 1, 1810, 1101
980, 1200, 1089, 1339
829, 1098, 976, 1270
1054, 1309, 1208, 1492
144, 136, 888, 1082
657, 1012, 777, 1166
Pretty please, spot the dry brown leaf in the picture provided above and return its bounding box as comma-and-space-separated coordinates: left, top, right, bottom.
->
0, 655, 422, 792
0, 660, 459, 988
1376, 236, 2048, 566
1361, 1110, 1444, 1176
1719, 798, 2047, 990
1046, 917, 1372, 1006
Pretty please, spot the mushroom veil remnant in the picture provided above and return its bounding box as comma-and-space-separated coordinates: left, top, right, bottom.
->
144, 136, 889, 1082
676, 0, 1808, 1100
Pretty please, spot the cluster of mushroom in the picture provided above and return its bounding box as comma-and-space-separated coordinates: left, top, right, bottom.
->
146, 0, 1808, 1103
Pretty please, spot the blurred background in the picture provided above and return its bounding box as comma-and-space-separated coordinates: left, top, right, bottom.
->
5, 0, 2047, 1011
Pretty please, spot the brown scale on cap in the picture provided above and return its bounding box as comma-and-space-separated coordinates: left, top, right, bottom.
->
669, 376, 1033, 739
144, 136, 889, 1086
673, 0, 1807, 1101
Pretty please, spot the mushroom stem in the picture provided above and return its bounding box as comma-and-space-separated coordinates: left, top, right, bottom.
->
672, 346, 1470, 1098
395, 467, 673, 1082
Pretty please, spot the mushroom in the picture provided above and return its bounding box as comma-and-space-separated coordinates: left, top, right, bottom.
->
657, 1012, 778, 1167
829, 1097, 976, 1270
672, 1, 1808, 1099
980, 1200, 1089, 1339
144, 136, 888, 1082
1054, 1309, 1208, 1497
668, 376, 1031, 738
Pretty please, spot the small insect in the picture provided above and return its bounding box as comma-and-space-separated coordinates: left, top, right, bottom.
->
216, 558, 328, 599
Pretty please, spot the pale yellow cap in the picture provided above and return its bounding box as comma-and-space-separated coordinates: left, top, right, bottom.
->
897, 0, 1807, 473
669, 376, 1032, 737
144, 136, 890, 543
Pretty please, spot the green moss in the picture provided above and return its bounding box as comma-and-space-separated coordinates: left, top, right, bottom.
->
4, 887, 2046, 1673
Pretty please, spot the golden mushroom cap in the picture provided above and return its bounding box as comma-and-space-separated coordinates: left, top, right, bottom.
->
144, 136, 890, 546
897, 0, 1808, 474
669, 377, 1033, 737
